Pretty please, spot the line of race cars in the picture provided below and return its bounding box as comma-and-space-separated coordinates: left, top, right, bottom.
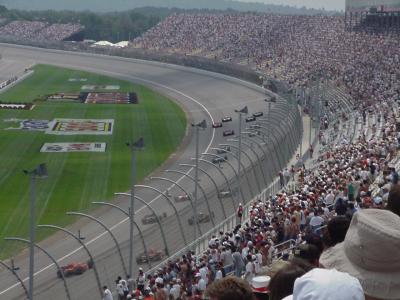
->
213, 111, 263, 137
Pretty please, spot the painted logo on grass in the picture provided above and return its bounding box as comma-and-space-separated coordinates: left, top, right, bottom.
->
81, 85, 120, 90
40, 142, 106, 152
47, 119, 114, 135
4, 119, 51, 131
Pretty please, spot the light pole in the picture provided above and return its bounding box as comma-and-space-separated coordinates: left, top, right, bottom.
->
197, 158, 237, 212
91, 202, 152, 269
265, 98, 276, 145
220, 143, 262, 193
228, 138, 268, 186
126, 137, 144, 282
114, 192, 170, 256
179, 163, 227, 219
234, 106, 248, 204
191, 120, 206, 250
23, 163, 47, 300
201, 152, 245, 203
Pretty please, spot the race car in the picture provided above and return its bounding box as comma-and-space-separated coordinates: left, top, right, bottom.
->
249, 124, 261, 129
216, 146, 230, 154
57, 260, 93, 278
223, 129, 235, 136
218, 190, 231, 199
136, 249, 164, 264
253, 112, 264, 117
141, 212, 168, 225
222, 116, 232, 122
245, 116, 256, 123
212, 122, 223, 128
212, 156, 227, 164
188, 212, 215, 225
174, 193, 190, 202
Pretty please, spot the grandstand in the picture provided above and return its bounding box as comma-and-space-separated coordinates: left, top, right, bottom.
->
127, 11, 400, 300
1, 8, 400, 300
0, 20, 84, 41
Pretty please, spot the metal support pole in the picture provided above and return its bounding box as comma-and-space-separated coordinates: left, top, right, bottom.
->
197, 159, 237, 212
201, 152, 246, 203
238, 113, 243, 203
127, 137, 144, 280
0, 260, 29, 299
66, 212, 128, 277
29, 174, 35, 300
220, 143, 262, 193
179, 163, 227, 219
37, 225, 103, 299
210, 147, 254, 198
23, 163, 47, 300
267, 101, 272, 144
129, 150, 136, 281
193, 126, 200, 245
4, 237, 71, 300
229, 138, 268, 186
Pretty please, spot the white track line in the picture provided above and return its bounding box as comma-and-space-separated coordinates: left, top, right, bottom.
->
0, 65, 216, 296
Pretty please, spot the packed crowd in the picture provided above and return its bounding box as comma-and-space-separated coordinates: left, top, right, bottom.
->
99, 13, 400, 300
0, 20, 83, 41
105, 88, 400, 300
133, 14, 400, 107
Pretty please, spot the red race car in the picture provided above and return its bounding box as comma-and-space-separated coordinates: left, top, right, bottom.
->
57, 260, 93, 278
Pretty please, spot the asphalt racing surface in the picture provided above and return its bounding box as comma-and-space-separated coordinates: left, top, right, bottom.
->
0, 44, 286, 300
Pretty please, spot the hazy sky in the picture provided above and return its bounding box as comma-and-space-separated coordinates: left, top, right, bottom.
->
240, 0, 345, 11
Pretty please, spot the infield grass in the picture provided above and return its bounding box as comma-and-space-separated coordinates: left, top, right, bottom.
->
0, 65, 187, 258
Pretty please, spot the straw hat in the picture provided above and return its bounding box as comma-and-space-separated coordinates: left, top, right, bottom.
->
320, 209, 400, 299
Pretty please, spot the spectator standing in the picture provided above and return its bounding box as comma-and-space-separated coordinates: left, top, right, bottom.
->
232, 246, 245, 277
103, 285, 114, 300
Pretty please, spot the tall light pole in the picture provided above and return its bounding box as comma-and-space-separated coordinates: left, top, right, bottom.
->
126, 137, 144, 282
234, 106, 248, 204
23, 163, 47, 300
265, 97, 276, 145
191, 120, 206, 248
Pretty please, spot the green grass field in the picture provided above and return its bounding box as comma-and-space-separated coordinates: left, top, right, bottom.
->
0, 64, 187, 258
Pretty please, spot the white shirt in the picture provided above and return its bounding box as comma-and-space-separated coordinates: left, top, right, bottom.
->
199, 266, 208, 284
215, 270, 223, 280
324, 193, 335, 206
245, 261, 255, 282
197, 278, 207, 291
309, 215, 324, 227
103, 288, 113, 300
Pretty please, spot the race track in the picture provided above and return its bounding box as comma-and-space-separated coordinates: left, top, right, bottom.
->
0, 44, 291, 300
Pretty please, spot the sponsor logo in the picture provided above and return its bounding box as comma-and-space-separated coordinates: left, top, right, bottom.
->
40, 142, 106, 153
47, 119, 114, 135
